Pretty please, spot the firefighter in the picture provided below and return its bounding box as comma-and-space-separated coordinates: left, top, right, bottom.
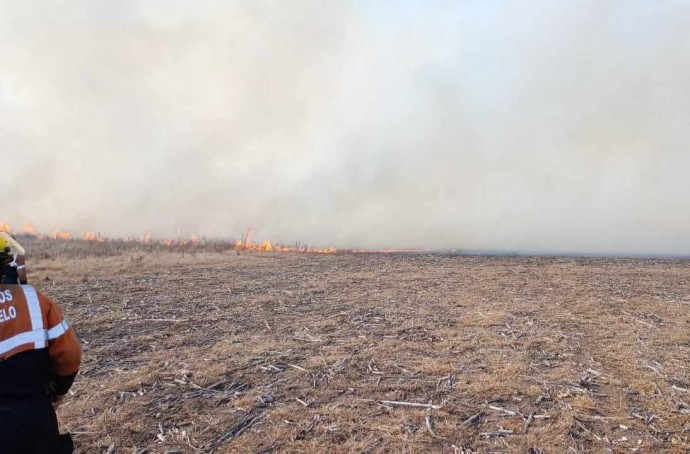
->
0, 235, 81, 453
0, 232, 28, 284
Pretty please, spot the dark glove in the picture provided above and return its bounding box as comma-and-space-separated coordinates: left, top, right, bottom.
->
0, 252, 11, 266
59, 433, 74, 453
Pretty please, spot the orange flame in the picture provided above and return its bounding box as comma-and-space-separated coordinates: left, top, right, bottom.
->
50, 231, 72, 241
84, 232, 106, 242
161, 235, 204, 247
313, 247, 337, 254
0, 222, 10, 233
243, 228, 254, 248
22, 223, 37, 236
233, 237, 336, 254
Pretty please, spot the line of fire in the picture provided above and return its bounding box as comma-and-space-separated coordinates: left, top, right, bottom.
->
0, 222, 340, 254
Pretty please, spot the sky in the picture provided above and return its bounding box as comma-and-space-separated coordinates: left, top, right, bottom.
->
1, 0, 689, 254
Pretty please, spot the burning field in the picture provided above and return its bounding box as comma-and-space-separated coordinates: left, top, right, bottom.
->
21, 238, 690, 453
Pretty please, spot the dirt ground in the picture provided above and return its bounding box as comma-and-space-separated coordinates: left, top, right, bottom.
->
24, 241, 690, 453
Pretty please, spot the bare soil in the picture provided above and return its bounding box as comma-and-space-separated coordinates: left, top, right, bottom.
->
24, 240, 690, 453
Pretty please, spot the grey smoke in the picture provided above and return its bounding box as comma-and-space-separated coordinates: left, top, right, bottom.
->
2, 1, 689, 254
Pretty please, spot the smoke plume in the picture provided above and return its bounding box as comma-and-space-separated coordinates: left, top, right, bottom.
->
2, 1, 689, 254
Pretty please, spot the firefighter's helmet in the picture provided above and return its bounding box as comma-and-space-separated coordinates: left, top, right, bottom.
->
0, 232, 24, 255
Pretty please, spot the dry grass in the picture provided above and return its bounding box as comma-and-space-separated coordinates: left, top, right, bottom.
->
23, 240, 690, 453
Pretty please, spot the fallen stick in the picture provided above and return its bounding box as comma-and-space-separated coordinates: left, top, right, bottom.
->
479, 430, 513, 437
294, 337, 322, 343
213, 411, 266, 447
573, 420, 601, 441
565, 384, 606, 397
380, 400, 442, 410
189, 382, 230, 394
522, 412, 534, 434
488, 405, 517, 416
425, 408, 446, 440
462, 412, 483, 427
644, 364, 663, 375
206, 379, 231, 390
574, 414, 633, 422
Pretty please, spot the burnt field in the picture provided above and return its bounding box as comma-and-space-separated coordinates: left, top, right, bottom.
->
25, 240, 690, 453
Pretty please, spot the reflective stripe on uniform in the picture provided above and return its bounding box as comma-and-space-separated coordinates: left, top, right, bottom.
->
47, 320, 69, 340
20, 285, 46, 349
0, 329, 48, 356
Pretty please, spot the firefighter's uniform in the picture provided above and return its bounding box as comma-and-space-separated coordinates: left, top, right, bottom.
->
0, 284, 81, 452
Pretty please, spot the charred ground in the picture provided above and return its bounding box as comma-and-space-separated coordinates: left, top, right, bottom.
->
24, 239, 690, 453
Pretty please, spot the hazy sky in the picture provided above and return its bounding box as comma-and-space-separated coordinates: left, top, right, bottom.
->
2, 1, 689, 254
